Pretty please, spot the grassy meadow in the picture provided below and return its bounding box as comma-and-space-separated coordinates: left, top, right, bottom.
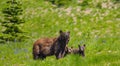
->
0, 0, 120, 66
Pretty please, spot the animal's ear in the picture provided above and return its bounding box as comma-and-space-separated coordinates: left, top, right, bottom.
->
83, 44, 86, 47
78, 45, 81, 47
67, 31, 70, 34
71, 46, 73, 49
78, 45, 81, 50
59, 30, 63, 34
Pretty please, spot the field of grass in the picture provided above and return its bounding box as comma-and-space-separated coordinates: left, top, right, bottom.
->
0, 0, 120, 66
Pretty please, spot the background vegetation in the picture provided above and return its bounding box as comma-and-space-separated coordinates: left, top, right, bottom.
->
0, 0, 120, 66
0, 0, 26, 42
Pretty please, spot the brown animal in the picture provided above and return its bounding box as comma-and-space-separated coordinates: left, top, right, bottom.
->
65, 44, 86, 57
32, 30, 70, 60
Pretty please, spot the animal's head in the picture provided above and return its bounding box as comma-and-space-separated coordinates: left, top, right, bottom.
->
59, 30, 70, 44
65, 46, 73, 54
78, 44, 86, 57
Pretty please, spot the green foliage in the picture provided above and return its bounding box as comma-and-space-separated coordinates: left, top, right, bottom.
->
79, 0, 89, 6
112, 0, 120, 3
96, 2, 102, 9
0, 0, 120, 66
0, 0, 26, 42
47, 0, 72, 7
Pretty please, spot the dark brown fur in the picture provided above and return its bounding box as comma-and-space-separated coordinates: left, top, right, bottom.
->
32, 30, 70, 60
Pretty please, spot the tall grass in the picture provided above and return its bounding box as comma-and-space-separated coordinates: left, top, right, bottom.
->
0, 0, 120, 66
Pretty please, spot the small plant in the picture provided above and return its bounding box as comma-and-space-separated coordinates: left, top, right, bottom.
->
80, 0, 89, 7
96, 2, 102, 9
0, 0, 26, 42
47, 0, 72, 7
112, 0, 120, 3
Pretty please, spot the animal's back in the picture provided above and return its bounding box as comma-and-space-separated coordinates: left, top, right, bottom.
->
33, 38, 56, 56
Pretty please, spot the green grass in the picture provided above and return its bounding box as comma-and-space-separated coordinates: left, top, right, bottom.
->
0, 0, 120, 66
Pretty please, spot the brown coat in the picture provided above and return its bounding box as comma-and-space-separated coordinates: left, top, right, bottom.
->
32, 30, 70, 60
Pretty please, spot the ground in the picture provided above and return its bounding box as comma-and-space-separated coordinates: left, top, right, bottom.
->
0, 0, 120, 66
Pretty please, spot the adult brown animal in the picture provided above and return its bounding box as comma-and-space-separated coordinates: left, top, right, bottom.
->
32, 30, 70, 60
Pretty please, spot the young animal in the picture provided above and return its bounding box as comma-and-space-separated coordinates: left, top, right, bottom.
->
66, 44, 86, 57
32, 30, 70, 60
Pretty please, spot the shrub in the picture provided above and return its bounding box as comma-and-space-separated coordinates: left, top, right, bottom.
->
0, 0, 26, 43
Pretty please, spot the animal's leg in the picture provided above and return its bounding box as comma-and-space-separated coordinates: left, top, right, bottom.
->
33, 45, 40, 60
39, 54, 46, 60
33, 53, 39, 60
61, 51, 66, 58
55, 50, 62, 59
